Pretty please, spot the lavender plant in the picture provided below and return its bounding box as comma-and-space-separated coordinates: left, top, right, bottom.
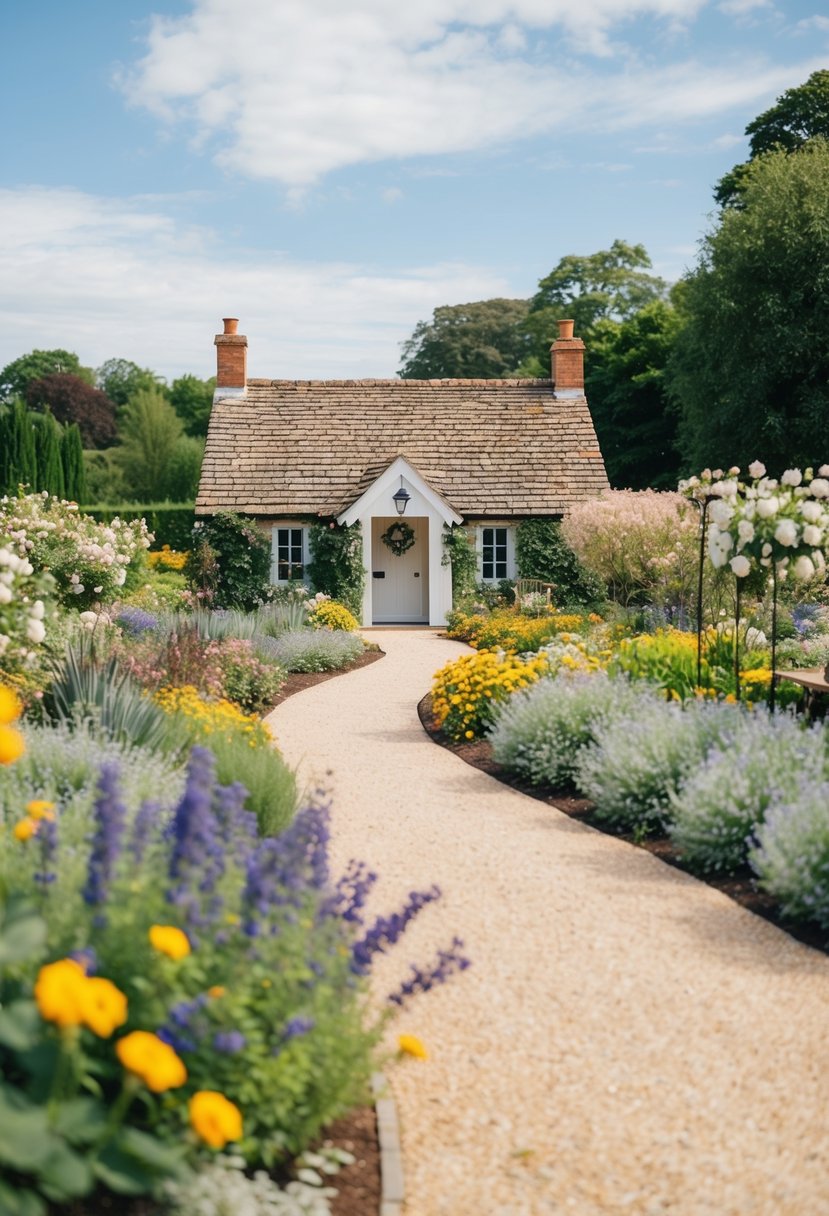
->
257, 629, 364, 673
576, 697, 744, 833
750, 778, 829, 928
668, 711, 829, 872
488, 672, 647, 790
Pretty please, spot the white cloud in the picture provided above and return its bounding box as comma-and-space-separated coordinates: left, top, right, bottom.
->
381, 186, 404, 203
795, 15, 829, 33
121, 0, 809, 187
709, 132, 744, 149
0, 187, 509, 380
718, 0, 772, 14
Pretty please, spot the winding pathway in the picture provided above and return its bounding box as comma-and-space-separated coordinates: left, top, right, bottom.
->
267, 629, 829, 1216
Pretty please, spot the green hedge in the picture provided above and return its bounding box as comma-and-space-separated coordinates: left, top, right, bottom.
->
87, 503, 196, 549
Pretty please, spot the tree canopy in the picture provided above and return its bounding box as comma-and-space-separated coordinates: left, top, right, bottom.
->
0, 349, 92, 402
715, 70, 829, 208
398, 298, 531, 379
669, 139, 829, 472
169, 373, 216, 437
26, 373, 118, 449
96, 358, 167, 409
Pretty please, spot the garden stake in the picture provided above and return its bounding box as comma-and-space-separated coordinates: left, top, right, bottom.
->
769, 563, 778, 713
694, 496, 713, 691
734, 578, 741, 703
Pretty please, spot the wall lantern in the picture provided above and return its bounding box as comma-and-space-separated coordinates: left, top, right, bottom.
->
392, 480, 411, 515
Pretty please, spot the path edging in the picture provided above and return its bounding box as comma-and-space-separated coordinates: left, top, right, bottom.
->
372, 1072, 404, 1216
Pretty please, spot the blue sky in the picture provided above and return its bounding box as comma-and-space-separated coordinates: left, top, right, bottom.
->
3, 0, 827, 381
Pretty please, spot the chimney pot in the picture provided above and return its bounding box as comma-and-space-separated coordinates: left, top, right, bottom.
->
223, 317, 239, 335
550, 320, 584, 398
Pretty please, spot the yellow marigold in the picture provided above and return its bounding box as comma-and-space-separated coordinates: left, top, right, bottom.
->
207, 985, 226, 999
189, 1090, 244, 1149
26, 800, 56, 821
0, 725, 25, 766
398, 1033, 428, 1059
79, 977, 128, 1038
0, 685, 22, 725
116, 1031, 187, 1092
149, 924, 191, 960
34, 959, 88, 1028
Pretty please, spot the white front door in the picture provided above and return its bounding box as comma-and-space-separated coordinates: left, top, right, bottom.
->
371, 517, 429, 623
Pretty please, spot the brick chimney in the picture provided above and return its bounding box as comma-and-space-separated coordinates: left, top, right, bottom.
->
214, 317, 247, 399
550, 319, 584, 398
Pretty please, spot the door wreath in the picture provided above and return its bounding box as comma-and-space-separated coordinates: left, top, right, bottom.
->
381, 521, 415, 556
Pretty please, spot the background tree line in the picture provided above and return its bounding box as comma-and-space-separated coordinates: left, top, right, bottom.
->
398, 71, 829, 488
0, 347, 215, 504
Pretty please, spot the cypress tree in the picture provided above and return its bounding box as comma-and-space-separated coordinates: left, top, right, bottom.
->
34, 410, 65, 497
61, 423, 87, 503
10, 399, 37, 491
0, 406, 11, 494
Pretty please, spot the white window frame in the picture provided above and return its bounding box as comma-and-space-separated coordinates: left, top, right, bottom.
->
270, 523, 310, 586
477, 525, 516, 583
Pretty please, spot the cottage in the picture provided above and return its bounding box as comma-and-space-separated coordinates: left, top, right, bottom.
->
195, 318, 609, 625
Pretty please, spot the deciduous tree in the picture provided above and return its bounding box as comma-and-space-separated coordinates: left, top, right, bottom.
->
0, 349, 92, 401
26, 373, 118, 449
398, 298, 531, 379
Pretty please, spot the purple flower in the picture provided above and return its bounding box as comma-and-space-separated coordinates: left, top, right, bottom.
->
34, 817, 58, 887
69, 947, 98, 975
283, 1016, 315, 1041
130, 799, 159, 865
322, 858, 377, 925
83, 763, 126, 910
242, 800, 331, 937
158, 993, 209, 1054
213, 1030, 247, 1054
168, 748, 225, 928
351, 885, 441, 976
388, 937, 471, 1006
117, 607, 159, 636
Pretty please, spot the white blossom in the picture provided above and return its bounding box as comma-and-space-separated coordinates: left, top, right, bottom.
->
774, 519, 798, 547
781, 468, 803, 486
802, 524, 823, 547
809, 478, 829, 499
793, 554, 816, 581
730, 555, 751, 577
748, 460, 766, 478
26, 617, 46, 644
756, 496, 779, 519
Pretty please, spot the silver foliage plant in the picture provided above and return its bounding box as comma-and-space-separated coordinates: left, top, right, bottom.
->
257, 629, 364, 674
576, 698, 744, 833
488, 671, 648, 789
668, 712, 829, 873
751, 778, 829, 927
164, 1148, 354, 1216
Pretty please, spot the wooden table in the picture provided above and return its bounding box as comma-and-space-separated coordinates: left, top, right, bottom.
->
774, 668, 829, 716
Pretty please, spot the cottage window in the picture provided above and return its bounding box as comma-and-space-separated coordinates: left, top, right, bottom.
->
271, 526, 308, 584
478, 526, 514, 582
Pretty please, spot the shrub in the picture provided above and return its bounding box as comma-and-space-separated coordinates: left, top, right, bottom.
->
308, 598, 359, 632
148, 545, 188, 572
669, 712, 828, 872
751, 778, 829, 927
431, 650, 549, 741
561, 489, 699, 612
514, 518, 605, 608
258, 630, 364, 674
0, 492, 151, 609
0, 537, 55, 675
154, 684, 272, 750
489, 671, 648, 789
576, 698, 742, 833
202, 728, 297, 837
215, 638, 286, 714
89, 504, 196, 550
187, 512, 272, 610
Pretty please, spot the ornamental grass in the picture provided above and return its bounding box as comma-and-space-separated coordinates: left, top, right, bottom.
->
431, 649, 549, 741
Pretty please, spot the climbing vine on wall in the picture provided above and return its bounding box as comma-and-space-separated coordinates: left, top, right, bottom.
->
307, 521, 365, 618
442, 525, 478, 605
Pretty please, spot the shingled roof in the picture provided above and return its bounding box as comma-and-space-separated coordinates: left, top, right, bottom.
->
196, 377, 609, 519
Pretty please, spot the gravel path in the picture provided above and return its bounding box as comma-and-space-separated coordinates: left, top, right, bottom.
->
267, 629, 829, 1216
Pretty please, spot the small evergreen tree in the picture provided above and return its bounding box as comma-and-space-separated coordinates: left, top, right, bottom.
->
61, 424, 87, 503
33, 410, 65, 497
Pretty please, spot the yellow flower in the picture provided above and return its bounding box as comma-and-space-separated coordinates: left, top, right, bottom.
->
116, 1031, 187, 1092
0, 725, 25, 765
189, 1090, 244, 1149
26, 800, 56, 821
13, 818, 38, 842
34, 959, 87, 1028
208, 985, 226, 999
79, 977, 128, 1038
148, 924, 191, 960
0, 685, 22, 725
398, 1033, 428, 1060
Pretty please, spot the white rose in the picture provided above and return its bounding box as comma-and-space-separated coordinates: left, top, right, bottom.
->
802, 524, 822, 546
756, 496, 779, 519
708, 531, 728, 568
818, 465, 829, 477
737, 520, 755, 543
72, 584, 85, 595
730, 555, 751, 577
728, 466, 740, 477
781, 468, 802, 487
774, 519, 798, 547
26, 618, 46, 644
79, 611, 98, 624
115, 568, 127, 586
801, 500, 822, 523
709, 499, 733, 526
0, 584, 11, 605
793, 555, 816, 581
31, 600, 45, 620
809, 478, 829, 499
748, 461, 766, 478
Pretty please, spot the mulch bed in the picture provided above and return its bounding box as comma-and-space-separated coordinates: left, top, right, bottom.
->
418, 692, 829, 959
267, 645, 385, 710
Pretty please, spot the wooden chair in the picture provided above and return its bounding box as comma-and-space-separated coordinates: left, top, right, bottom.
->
513, 579, 554, 613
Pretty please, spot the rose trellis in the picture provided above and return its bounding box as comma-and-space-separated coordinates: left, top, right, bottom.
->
679, 461, 829, 710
